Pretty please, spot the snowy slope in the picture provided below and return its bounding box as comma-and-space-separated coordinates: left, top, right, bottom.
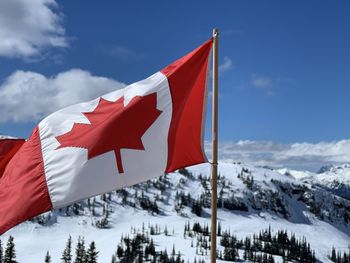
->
1, 162, 349, 263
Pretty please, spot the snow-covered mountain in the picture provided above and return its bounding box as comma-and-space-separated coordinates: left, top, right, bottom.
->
1, 162, 350, 262
280, 164, 350, 200
0, 134, 18, 140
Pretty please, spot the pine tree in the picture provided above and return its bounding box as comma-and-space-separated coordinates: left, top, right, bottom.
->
74, 237, 86, 263
331, 247, 337, 262
148, 239, 156, 257
4, 236, 17, 263
217, 221, 222, 236
176, 252, 182, 263
111, 255, 117, 263
44, 251, 52, 263
172, 244, 176, 257
61, 236, 73, 263
116, 245, 123, 259
85, 241, 98, 263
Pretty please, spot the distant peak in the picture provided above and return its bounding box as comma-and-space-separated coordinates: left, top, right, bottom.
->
0, 134, 18, 140
318, 163, 350, 174
317, 164, 335, 174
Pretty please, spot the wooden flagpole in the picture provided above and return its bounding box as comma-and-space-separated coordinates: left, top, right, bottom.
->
210, 28, 219, 263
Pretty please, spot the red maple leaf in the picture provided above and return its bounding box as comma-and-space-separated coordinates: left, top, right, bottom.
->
56, 93, 162, 173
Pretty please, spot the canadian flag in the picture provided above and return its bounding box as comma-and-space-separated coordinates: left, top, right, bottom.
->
0, 39, 212, 234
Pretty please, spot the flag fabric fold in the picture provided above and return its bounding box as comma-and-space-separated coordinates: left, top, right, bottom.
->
0, 138, 25, 177
0, 39, 213, 234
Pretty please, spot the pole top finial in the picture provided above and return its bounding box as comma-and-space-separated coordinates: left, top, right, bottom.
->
213, 28, 219, 37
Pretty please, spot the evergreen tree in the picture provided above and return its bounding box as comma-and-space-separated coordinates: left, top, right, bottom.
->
223, 247, 238, 261
85, 241, 98, 263
74, 237, 86, 263
61, 236, 73, 263
176, 252, 182, 263
116, 245, 123, 259
217, 221, 222, 236
331, 247, 337, 262
191, 199, 202, 216
44, 251, 52, 263
4, 236, 17, 263
148, 239, 156, 257
111, 255, 117, 263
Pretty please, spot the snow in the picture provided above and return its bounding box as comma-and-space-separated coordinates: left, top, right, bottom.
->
0, 135, 18, 140
1, 162, 349, 262
282, 164, 350, 198
314, 164, 350, 185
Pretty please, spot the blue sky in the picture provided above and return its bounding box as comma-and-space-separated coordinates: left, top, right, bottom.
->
0, 0, 350, 170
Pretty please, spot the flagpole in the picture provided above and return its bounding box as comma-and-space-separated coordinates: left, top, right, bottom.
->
210, 28, 219, 263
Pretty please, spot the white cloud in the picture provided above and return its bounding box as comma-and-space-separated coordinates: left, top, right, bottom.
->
0, 69, 125, 122
0, 0, 67, 58
252, 77, 272, 88
219, 56, 233, 73
250, 75, 274, 95
205, 140, 350, 171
